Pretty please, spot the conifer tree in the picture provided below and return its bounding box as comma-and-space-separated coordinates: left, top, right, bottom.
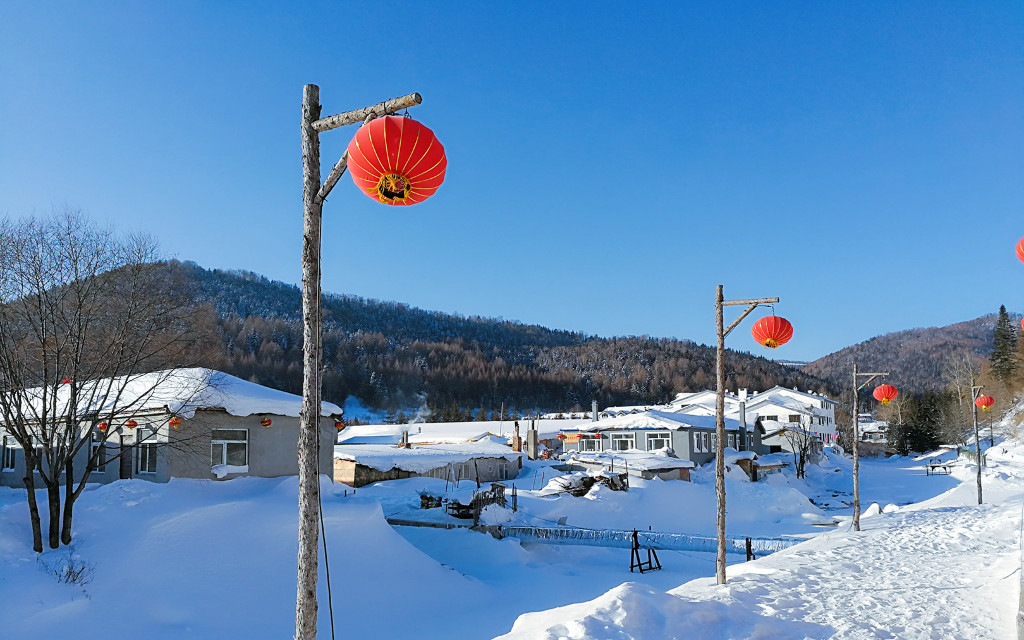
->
990, 305, 1018, 384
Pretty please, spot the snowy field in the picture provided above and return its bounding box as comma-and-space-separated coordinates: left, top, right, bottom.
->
1, 440, 1021, 639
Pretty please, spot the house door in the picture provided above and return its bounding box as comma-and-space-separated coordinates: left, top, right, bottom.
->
119, 443, 132, 479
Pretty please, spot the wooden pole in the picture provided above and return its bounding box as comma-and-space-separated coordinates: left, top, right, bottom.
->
851, 366, 887, 532
972, 385, 983, 504
714, 285, 726, 585
852, 363, 860, 532
714, 288, 778, 585
297, 83, 323, 640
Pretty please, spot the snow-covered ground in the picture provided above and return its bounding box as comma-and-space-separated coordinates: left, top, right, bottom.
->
1, 438, 1021, 639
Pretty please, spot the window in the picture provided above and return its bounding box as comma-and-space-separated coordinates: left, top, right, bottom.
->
610, 433, 636, 451
646, 432, 671, 451
728, 433, 736, 449
761, 415, 778, 422
694, 431, 711, 453
1, 436, 15, 471
91, 434, 106, 473
579, 436, 602, 452
747, 434, 753, 448
788, 415, 801, 423
212, 429, 248, 467
136, 443, 157, 474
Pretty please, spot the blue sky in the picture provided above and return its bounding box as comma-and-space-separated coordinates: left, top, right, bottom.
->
2, 1, 1022, 361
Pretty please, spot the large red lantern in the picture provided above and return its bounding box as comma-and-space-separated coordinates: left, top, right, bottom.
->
1017, 237, 1024, 264
347, 116, 446, 206
873, 384, 898, 405
96, 422, 108, 432
125, 420, 138, 429
260, 418, 272, 428
975, 395, 994, 412
334, 421, 345, 431
751, 316, 793, 349
169, 416, 183, 429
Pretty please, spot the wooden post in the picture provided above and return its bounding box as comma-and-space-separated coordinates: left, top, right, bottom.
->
851, 364, 888, 532
852, 363, 861, 532
296, 83, 323, 640
714, 286, 778, 585
295, 85, 424, 640
714, 285, 727, 585
972, 385, 983, 505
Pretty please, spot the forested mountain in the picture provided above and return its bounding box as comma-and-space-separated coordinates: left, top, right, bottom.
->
172, 261, 829, 414
803, 313, 1019, 393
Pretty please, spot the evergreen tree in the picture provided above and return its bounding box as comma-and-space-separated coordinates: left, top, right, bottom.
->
991, 305, 1018, 383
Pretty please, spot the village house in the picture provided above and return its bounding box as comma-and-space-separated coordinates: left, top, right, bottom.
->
0, 368, 342, 487
557, 410, 763, 468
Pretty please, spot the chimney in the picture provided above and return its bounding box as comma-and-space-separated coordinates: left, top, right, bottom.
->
592, 400, 598, 422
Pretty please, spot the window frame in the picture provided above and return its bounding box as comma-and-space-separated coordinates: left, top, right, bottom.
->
1, 436, 16, 471
136, 442, 157, 474
90, 433, 107, 473
211, 428, 249, 468
610, 433, 636, 451
578, 436, 602, 452
646, 431, 671, 451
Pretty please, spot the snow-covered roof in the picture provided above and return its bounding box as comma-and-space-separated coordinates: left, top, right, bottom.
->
339, 418, 588, 445
566, 449, 695, 471
6, 368, 343, 420
333, 442, 522, 473
576, 410, 746, 432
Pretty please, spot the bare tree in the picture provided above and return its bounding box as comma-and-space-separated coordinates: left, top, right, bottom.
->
780, 406, 821, 479
0, 210, 210, 551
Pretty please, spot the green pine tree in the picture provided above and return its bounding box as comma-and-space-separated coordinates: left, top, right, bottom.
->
991, 305, 1018, 384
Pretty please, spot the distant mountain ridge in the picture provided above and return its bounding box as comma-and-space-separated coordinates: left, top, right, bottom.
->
171, 261, 830, 412
802, 313, 1017, 392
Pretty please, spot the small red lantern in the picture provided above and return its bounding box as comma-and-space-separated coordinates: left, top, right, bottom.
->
873, 384, 898, 405
556, 433, 566, 440
97, 422, 108, 432
168, 416, 183, 429
751, 316, 793, 349
61, 377, 72, 384
975, 395, 994, 412
347, 116, 447, 206
1017, 236, 1024, 264
334, 421, 345, 431
125, 420, 138, 429
260, 418, 272, 427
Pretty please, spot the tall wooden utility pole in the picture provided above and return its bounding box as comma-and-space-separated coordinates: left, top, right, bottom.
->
714, 285, 778, 585
851, 363, 887, 532
298, 85, 423, 640
971, 385, 983, 505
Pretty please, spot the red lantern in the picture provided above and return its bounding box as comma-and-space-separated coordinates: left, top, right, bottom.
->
260, 418, 272, 427
168, 416, 183, 429
1017, 236, 1024, 264
556, 433, 566, 440
97, 422, 108, 432
125, 420, 138, 429
751, 316, 793, 349
61, 377, 72, 384
873, 384, 898, 405
347, 116, 446, 206
334, 421, 345, 431
975, 395, 994, 412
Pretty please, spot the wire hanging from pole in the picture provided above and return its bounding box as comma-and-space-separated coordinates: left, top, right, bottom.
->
313, 227, 336, 640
